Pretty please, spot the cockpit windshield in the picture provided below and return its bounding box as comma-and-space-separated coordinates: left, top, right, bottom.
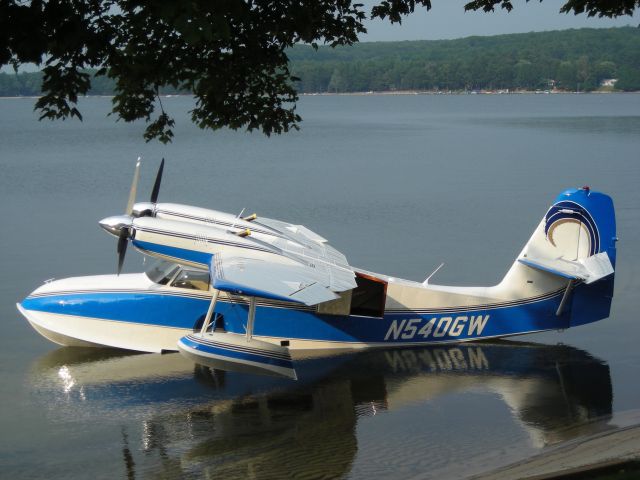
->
145, 259, 210, 291
145, 259, 180, 285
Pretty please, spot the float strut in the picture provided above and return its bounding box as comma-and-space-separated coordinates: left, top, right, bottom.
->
200, 289, 220, 335
556, 279, 575, 317
246, 297, 256, 341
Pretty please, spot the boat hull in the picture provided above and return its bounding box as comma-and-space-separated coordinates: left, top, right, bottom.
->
20, 304, 105, 348
18, 303, 191, 353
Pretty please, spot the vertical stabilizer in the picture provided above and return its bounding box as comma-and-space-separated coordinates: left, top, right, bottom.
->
499, 187, 616, 326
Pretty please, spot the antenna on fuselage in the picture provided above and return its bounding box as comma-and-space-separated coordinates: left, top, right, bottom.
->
423, 262, 445, 286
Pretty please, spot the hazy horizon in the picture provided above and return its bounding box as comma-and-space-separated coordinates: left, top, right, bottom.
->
361, 0, 637, 42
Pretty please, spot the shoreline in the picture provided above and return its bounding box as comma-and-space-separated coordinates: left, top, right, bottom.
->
472, 411, 640, 480
1, 90, 638, 100
300, 88, 635, 96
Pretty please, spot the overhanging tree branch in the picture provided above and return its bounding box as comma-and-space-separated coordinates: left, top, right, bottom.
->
0, 0, 637, 143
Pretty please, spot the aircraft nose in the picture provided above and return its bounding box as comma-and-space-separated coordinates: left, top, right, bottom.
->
99, 215, 133, 237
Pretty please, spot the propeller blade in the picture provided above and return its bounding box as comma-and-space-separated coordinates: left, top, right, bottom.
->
150, 158, 164, 204
116, 229, 129, 276
125, 157, 142, 216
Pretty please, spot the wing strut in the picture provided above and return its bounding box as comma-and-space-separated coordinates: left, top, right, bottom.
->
246, 297, 256, 341
200, 289, 220, 335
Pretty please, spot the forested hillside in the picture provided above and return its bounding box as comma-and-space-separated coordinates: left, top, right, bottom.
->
1, 27, 639, 97
289, 27, 640, 92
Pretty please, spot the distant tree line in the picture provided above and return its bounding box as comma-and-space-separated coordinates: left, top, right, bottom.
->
0, 72, 183, 97
289, 27, 640, 93
1, 27, 639, 98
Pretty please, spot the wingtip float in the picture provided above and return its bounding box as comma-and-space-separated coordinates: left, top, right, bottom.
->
18, 159, 617, 378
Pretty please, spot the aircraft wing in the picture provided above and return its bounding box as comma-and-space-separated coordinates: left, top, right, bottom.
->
248, 218, 356, 292
518, 252, 614, 284
271, 239, 356, 292
254, 217, 328, 245
209, 254, 341, 306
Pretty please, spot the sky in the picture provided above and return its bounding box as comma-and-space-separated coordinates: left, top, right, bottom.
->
361, 0, 637, 41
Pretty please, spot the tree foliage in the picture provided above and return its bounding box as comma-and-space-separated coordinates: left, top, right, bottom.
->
464, 0, 640, 18
288, 28, 640, 93
0, 0, 637, 142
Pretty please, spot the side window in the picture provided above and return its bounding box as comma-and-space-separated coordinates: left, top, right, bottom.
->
171, 269, 210, 291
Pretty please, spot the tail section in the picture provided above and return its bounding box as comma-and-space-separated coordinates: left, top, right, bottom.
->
500, 187, 616, 327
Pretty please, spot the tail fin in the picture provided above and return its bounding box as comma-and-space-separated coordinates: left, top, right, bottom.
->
500, 187, 616, 326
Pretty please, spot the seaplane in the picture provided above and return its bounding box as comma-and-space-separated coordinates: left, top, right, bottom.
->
18, 159, 617, 378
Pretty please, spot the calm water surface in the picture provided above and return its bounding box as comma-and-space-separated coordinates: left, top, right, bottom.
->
1, 94, 639, 479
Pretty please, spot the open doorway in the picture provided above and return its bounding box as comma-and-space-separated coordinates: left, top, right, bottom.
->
349, 273, 387, 318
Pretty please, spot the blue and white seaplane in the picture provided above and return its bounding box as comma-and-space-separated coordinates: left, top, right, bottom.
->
18, 159, 617, 378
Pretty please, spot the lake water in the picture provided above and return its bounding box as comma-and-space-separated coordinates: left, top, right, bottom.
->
1, 93, 639, 479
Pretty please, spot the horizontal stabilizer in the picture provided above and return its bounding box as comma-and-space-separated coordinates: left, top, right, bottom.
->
210, 254, 339, 306
518, 252, 614, 284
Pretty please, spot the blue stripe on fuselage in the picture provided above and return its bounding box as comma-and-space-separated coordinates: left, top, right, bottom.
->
215, 294, 568, 344
21, 291, 209, 329
21, 290, 568, 344
132, 240, 211, 266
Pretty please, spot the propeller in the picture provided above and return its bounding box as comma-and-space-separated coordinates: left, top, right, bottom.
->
132, 158, 164, 217
99, 157, 142, 275
125, 157, 141, 215
116, 228, 129, 275
100, 157, 165, 275
150, 158, 164, 204
99, 214, 134, 276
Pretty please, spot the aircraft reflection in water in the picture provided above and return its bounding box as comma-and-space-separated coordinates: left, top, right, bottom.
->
30, 341, 613, 479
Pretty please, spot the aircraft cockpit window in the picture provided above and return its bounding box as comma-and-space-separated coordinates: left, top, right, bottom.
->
145, 260, 180, 285
170, 269, 210, 291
